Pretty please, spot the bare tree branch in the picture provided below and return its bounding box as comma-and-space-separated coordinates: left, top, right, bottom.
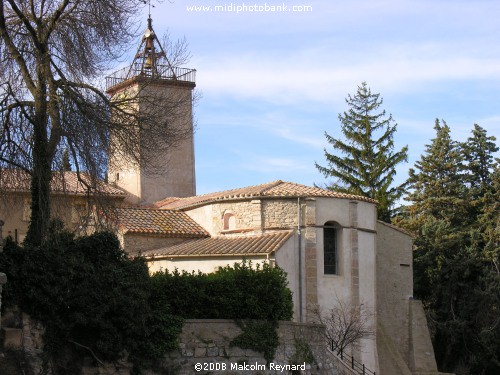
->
0, 0, 196, 244
310, 296, 375, 354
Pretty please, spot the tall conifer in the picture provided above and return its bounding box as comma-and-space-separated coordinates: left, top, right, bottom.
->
405, 119, 466, 228
397, 121, 500, 374
315, 82, 408, 222
61, 148, 72, 172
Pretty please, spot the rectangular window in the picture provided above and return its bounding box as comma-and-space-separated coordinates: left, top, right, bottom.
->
324, 227, 337, 274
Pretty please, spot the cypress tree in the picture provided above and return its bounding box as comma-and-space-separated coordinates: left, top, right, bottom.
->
463, 124, 499, 188
405, 119, 466, 228
315, 82, 408, 222
462, 124, 499, 226
397, 121, 500, 374
61, 148, 72, 172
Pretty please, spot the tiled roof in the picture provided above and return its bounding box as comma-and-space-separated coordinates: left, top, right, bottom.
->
156, 180, 377, 210
0, 169, 125, 196
142, 230, 293, 258
116, 207, 209, 237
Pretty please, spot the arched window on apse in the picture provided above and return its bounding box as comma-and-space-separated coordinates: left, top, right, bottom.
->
223, 211, 236, 231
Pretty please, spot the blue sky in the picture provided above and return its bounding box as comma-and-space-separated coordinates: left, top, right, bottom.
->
126, 0, 500, 196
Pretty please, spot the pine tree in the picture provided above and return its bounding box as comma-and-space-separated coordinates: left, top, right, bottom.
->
405, 119, 466, 229
463, 124, 499, 188
462, 124, 499, 227
397, 121, 500, 374
61, 148, 72, 172
315, 82, 408, 222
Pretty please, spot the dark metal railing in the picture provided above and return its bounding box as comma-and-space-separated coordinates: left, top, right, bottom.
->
105, 64, 196, 91
332, 344, 376, 375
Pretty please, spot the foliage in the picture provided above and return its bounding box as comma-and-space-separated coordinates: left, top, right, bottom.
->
289, 337, 316, 370
0, 226, 183, 374
0, 242, 294, 371
152, 260, 294, 361
61, 148, 72, 172
315, 82, 408, 221
231, 320, 279, 363
0, 1, 137, 245
396, 121, 500, 375
403, 120, 467, 228
151, 260, 293, 321
0, 1, 193, 245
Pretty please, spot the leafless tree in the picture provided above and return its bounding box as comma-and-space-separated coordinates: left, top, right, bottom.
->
311, 296, 375, 354
0, 1, 195, 245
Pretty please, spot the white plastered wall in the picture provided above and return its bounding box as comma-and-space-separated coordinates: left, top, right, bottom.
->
314, 197, 379, 373
147, 255, 269, 275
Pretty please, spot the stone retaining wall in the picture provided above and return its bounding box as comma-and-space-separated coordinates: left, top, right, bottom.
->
3, 315, 338, 375
165, 319, 336, 374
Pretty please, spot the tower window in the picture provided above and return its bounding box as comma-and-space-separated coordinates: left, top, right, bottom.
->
324, 222, 338, 275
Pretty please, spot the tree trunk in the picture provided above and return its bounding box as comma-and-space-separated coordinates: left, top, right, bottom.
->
25, 75, 52, 246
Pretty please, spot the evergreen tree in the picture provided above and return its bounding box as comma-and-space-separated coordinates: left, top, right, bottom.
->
61, 148, 72, 172
397, 121, 500, 375
462, 124, 499, 228
480, 166, 499, 269
405, 119, 466, 229
463, 124, 499, 188
315, 82, 408, 222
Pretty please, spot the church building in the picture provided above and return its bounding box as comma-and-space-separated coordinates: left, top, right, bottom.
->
0, 16, 447, 375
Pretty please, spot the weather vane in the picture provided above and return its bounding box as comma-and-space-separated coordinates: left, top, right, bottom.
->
141, 0, 169, 18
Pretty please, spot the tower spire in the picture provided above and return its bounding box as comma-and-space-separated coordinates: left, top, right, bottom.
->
121, 0, 175, 78
131, 15, 167, 78
105, 2, 197, 203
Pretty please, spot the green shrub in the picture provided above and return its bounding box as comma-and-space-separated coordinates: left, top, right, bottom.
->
151, 259, 293, 321
0, 231, 293, 371
151, 259, 294, 362
0, 226, 182, 374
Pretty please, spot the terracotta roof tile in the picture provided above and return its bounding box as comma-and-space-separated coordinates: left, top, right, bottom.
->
0, 169, 125, 196
142, 230, 293, 258
156, 180, 376, 210
116, 207, 209, 237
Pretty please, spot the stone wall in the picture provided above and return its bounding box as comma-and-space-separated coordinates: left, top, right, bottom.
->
185, 198, 302, 236
212, 200, 262, 234
185, 200, 263, 236
3, 316, 338, 375
166, 319, 336, 375
262, 199, 299, 229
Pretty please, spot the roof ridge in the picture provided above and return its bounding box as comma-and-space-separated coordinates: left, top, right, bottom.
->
154, 180, 285, 207
260, 180, 284, 193
210, 180, 284, 197
156, 180, 377, 210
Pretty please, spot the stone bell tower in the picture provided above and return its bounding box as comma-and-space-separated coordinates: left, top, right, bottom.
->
106, 16, 196, 204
